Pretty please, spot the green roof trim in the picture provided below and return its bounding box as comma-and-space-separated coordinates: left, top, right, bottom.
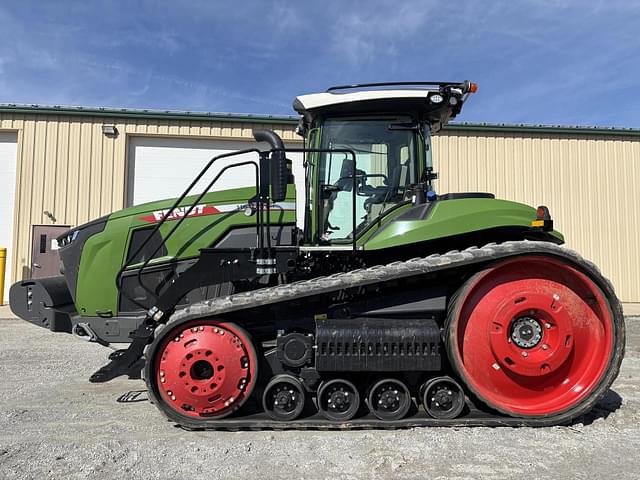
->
0, 103, 299, 125
444, 122, 640, 137
1, 103, 639, 137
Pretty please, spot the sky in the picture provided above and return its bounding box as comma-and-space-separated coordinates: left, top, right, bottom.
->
0, 0, 639, 127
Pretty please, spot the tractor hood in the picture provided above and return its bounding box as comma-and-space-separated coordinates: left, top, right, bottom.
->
361, 195, 564, 251
57, 185, 297, 317
110, 186, 263, 223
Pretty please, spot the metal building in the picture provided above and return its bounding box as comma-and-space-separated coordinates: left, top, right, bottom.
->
0, 104, 638, 306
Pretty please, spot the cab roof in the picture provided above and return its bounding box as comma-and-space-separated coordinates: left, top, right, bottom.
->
293, 81, 477, 130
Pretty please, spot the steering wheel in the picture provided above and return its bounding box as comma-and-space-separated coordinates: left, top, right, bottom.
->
355, 172, 388, 184
336, 172, 389, 192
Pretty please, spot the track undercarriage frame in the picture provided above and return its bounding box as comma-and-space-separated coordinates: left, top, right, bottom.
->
135, 241, 624, 430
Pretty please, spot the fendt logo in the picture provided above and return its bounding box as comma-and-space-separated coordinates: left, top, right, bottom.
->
138, 202, 295, 223
139, 204, 220, 223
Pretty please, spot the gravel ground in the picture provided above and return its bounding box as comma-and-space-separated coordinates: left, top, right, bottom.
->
1, 317, 639, 480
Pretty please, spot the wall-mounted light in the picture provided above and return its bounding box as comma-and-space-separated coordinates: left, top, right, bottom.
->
102, 124, 118, 137
43, 210, 57, 223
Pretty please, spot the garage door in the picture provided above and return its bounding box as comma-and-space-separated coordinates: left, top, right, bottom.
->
0, 132, 17, 303
129, 137, 305, 226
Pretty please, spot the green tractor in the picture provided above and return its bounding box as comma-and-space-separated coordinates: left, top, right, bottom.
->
10, 81, 624, 428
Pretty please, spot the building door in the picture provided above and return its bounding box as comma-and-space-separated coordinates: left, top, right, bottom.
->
128, 136, 305, 227
0, 132, 17, 301
31, 225, 70, 279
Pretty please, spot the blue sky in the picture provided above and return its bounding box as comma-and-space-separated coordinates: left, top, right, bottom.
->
0, 0, 638, 127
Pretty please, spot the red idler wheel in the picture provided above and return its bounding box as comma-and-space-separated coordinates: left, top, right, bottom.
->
447, 255, 615, 418
154, 321, 257, 419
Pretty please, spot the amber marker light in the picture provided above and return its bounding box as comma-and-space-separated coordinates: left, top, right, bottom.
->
469, 82, 478, 93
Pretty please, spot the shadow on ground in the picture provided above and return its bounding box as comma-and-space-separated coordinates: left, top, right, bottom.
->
116, 390, 148, 403
113, 387, 624, 427
572, 389, 622, 426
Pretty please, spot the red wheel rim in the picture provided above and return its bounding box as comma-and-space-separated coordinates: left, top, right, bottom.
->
449, 256, 614, 416
155, 321, 257, 418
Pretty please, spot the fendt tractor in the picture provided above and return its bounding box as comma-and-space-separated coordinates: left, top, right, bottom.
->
11, 81, 624, 429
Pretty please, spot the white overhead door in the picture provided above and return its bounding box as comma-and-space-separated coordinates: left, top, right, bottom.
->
0, 132, 17, 303
129, 137, 305, 226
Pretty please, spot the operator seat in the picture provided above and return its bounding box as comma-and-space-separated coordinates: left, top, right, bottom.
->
364, 160, 409, 221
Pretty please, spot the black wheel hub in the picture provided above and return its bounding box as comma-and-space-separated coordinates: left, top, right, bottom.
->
433, 389, 453, 409
510, 316, 543, 348
378, 389, 401, 411
328, 390, 351, 412
190, 360, 214, 380
274, 388, 297, 412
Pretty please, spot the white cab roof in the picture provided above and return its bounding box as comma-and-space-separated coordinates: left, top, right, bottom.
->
294, 89, 438, 112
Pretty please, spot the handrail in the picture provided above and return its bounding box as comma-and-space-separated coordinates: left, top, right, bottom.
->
135, 160, 259, 304
116, 146, 358, 313
327, 81, 468, 92
271, 147, 357, 251
116, 149, 260, 310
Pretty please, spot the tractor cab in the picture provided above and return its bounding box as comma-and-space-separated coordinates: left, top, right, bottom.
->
293, 81, 477, 245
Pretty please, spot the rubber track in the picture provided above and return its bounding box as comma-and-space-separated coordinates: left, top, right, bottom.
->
143, 240, 626, 430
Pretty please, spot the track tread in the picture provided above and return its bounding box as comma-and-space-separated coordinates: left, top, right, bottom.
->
142, 240, 625, 430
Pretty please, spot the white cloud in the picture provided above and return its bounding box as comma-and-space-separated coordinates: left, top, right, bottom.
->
329, 1, 435, 65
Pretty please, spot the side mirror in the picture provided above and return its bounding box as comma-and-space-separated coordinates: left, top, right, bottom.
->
252, 129, 289, 202
269, 149, 288, 202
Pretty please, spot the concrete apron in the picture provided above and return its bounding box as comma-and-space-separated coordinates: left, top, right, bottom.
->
0, 305, 16, 318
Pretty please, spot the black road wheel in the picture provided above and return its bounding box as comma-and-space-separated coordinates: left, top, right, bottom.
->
317, 379, 360, 421
421, 376, 465, 419
367, 378, 411, 421
262, 374, 306, 421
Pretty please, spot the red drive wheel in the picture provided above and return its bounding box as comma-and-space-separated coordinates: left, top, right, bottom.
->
153, 320, 258, 419
447, 255, 618, 418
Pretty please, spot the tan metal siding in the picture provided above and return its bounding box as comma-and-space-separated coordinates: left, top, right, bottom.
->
1, 111, 638, 303
433, 130, 640, 302
0, 113, 301, 286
